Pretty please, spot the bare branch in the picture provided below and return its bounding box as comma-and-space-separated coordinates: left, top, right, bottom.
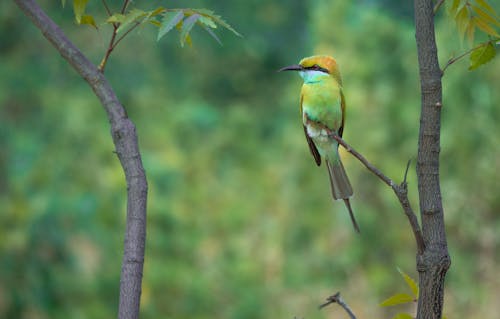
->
328, 130, 425, 254
319, 292, 356, 319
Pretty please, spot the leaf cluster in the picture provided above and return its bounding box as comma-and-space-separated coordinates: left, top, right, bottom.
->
447, 0, 499, 69
65, 0, 241, 47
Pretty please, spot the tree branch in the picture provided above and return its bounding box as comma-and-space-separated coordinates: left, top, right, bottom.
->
319, 292, 356, 319
315, 125, 425, 254
14, 1, 148, 319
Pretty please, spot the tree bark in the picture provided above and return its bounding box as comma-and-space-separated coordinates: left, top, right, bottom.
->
413, 1, 451, 318
14, 1, 148, 319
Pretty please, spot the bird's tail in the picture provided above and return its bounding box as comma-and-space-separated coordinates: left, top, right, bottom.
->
326, 159, 360, 233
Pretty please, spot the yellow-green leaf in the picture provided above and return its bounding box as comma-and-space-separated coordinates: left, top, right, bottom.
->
73, 0, 89, 24
149, 7, 165, 18
466, 19, 476, 44
380, 293, 415, 307
476, 0, 498, 18
106, 14, 125, 24
116, 9, 147, 33
157, 11, 184, 41
80, 14, 97, 29
472, 16, 500, 36
455, 5, 471, 40
199, 15, 217, 29
469, 41, 496, 70
448, 0, 464, 16
472, 4, 500, 27
392, 313, 414, 319
398, 268, 419, 297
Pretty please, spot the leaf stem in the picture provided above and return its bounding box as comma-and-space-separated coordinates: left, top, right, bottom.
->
441, 40, 492, 75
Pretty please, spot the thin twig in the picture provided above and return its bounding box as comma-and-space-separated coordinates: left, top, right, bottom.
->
120, 0, 130, 14
319, 292, 356, 319
112, 21, 142, 50
441, 41, 492, 75
433, 0, 445, 15
101, 0, 112, 16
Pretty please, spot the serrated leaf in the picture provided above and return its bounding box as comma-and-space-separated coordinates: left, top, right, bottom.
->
180, 13, 201, 47
397, 268, 419, 297
392, 313, 414, 319
73, 0, 89, 24
380, 293, 415, 307
200, 23, 222, 45
469, 41, 496, 70
80, 14, 97, 29
195, 8, 241, 36
107, 13, 126, 24
476, 0, 498, 18
117, 9, 147, 33
157, 11, 184, 41
199, 15, 217, 28
472, 4, 500, 27
472, 16, 500, 36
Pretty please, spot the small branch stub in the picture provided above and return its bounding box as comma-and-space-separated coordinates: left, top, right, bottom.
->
319, 292, 356, 319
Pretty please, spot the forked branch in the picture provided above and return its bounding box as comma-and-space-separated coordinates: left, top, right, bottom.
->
317, 125, 425, 254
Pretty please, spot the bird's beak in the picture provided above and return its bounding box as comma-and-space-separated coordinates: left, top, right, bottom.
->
278, 64, 303, 72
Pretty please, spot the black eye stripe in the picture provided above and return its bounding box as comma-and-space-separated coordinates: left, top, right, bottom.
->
305, 64, 329, 73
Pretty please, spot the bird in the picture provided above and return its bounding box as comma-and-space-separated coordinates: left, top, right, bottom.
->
279, 55, 360, 233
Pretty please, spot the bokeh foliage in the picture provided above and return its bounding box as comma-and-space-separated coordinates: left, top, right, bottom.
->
1, 1, 499, 319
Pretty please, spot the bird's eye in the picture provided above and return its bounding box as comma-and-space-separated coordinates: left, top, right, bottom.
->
312, 64, 319, 69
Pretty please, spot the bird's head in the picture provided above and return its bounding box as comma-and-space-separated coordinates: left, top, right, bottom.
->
279, 55, 342, 85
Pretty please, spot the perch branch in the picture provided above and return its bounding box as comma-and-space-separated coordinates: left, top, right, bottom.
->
330, 132, 425, 254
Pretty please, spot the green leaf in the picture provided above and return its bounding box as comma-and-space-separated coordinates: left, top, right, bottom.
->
380, 293, 415, 307
180, 13, 201, 47
392, 313, 414, 319
196, 8, 242, 37
116, 9, 147, 33
73, 0, 89, 24
61, 0, 66, 8
107, 14, 126, 24
80, 14, 97, 29
199, 15, 217, 29
398, 268, 419, 297
469, 41, 496, 70
157, 11, 184, 41
200, 23, 222, 45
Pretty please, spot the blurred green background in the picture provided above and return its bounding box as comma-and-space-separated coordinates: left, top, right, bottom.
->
1, 0, 499, 318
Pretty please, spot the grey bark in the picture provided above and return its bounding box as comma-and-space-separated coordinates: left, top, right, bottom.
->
14, 1, 148, 319
414, 1, 451, 318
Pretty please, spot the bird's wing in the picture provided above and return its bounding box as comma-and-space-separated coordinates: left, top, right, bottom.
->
300, 93, 321, 166
339, 88, 346, 138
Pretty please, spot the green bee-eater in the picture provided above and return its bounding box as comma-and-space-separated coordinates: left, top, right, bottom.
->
279, 55, 360, 233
